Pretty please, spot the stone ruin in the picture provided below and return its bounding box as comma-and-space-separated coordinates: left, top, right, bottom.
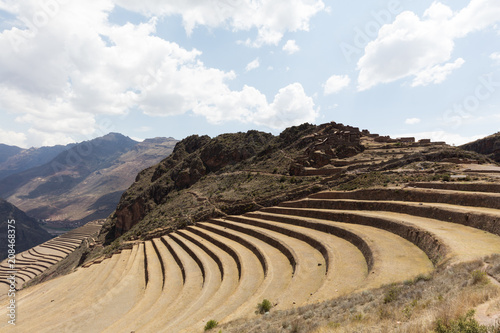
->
288, 121, 447, 176
289, 122, 364, 175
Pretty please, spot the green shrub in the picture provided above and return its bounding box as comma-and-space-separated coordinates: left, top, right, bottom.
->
383, 286, 399, 304
257, 299, 273, 314
204, 319, 218, 331
470, 270, 489, 285
435, 310, 488, 333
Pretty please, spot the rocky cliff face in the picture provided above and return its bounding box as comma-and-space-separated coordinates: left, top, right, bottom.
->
113, 131, 278, 236
110, 123, 366, 239
461, 133, 500, 162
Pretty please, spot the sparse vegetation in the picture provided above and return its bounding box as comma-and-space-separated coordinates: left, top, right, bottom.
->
257, 299, 273, 314
435, 310, 487, 333
217, 259, 500, 333
204, 319, 219, 331
471, 270, 489, 285
383, 285, 400, 304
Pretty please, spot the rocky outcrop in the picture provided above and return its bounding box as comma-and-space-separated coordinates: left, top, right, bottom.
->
114, 198, 146, 236
200, 131, 274, 172
289, 122, 365, 175
461, 132, 500, 162
110, 123, 333, 238
113, 131, 278, 237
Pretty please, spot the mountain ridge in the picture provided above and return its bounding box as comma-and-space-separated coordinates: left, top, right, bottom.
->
0, 143, 76, 180
0, 133, 178, 231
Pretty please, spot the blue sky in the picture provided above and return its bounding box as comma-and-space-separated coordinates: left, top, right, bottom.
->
0, 0, 499, 148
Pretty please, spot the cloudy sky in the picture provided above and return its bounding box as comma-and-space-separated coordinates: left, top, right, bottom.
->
0, 0, 499, 148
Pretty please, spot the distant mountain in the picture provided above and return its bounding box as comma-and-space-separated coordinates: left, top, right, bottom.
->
0, 144, 23, 164
461, 132, 500, 162
0, 199, 53, 260
0, 143, 75, 180
0, 133, 178, 230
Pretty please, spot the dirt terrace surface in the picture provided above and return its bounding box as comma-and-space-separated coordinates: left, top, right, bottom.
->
0, 220, 103, 295
1, 183, 500, 332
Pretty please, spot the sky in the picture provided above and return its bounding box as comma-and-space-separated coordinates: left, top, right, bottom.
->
0, 0, 499, 148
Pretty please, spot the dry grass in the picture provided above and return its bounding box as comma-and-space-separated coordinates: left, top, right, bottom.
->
486, 254, 500, 282
217, 258, 500, 333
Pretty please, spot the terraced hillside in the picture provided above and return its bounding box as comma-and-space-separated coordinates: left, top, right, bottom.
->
0, 220, 103, 293
2, 182, 500, 332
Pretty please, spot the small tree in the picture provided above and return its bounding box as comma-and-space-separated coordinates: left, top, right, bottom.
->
204, 319, 218, 331
256, 299, 273, 314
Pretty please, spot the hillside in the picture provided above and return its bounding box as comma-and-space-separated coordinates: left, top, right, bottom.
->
100, 122, 491, 245
461, 132, 500, 162
0, 199, 52, 260
3, 176, 500, 332
1, 122, 500, 332
0, 133, 178, 232
0, 142, 75, 180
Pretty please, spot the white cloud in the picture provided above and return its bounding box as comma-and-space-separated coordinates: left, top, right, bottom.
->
192, 82, 318, 129
0, 129, 27, 147
0, 1, 318, 146
491, 52, 500, 65
357, 0, 500, 91
0, 1, 18, 14
254, 83, 318, 128
324, 75, 350, 95
390, 131, 485, 146
283, 39, 300, 54
412, 58, 465, 87
405, 118, 421, 125
245, 58, 260, 72
114, 0, 325, 46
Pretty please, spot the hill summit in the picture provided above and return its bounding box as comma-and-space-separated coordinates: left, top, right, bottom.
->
101, 121, 489, 245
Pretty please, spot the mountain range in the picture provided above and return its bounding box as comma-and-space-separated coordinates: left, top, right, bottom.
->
0, 133, 178, 234
0, 143, 76, 181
